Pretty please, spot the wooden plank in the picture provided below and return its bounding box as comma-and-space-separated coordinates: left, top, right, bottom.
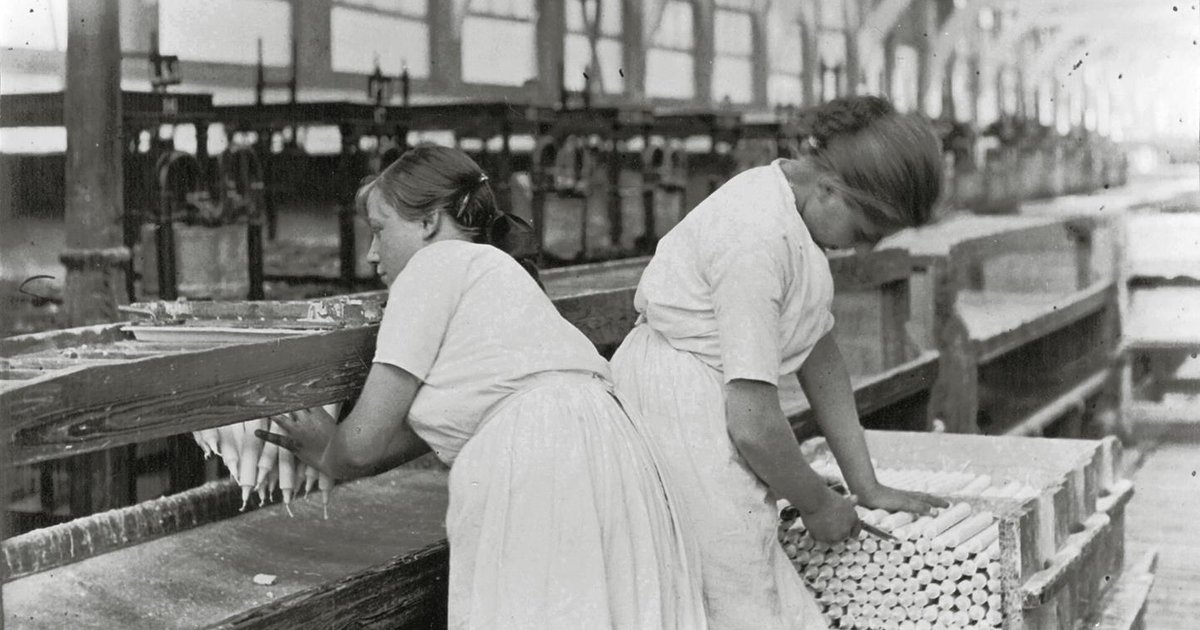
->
211, 543, 448, 630
123, 296, 387, 328
968, 283, 1113, 363
1021, 511, 1113, 607
0, 324, 131, 358
2, 479, 243, 582
0, 286, 642, 466
827, 248, 913, 291
782, 351, 939, 428
1002, 369, 1111, 437
1, 326, 379, 467
2, 467, 451, 630
0, 357, 122, 371
1087, 551, 1157, 630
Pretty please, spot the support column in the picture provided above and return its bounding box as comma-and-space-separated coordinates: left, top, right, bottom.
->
693, 0, 715, 104
883, 32, 897, 102
915, 0, 935, 116
428, 0, 463, 92
63, 0, 127, 327
941, 51, 957, 120
535, 0, 566, 104
801, 19, 819, 104
967, 54, 981, 125
63, 0, 136, 517
622, 0, 646, 99
292, 0, 333, 95
842, 1, 861, 96
751, 11, 770, 106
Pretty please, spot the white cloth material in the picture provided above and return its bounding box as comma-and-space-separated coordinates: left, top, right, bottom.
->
374, 239, 609, 466
632, 160, 835, 386
373, 240, 706, 629
448, 371, 706, 630
612, 161, 836, 629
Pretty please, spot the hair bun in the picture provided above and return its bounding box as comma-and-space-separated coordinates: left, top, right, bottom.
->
805, 96, 896, 145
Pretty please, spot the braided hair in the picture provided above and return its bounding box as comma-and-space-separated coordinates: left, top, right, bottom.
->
357, 144, 542, 286
800, 96, 943, 229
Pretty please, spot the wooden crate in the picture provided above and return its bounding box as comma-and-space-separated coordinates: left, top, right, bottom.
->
805, 431, 1134, 629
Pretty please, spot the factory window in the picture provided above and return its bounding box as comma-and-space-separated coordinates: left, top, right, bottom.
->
816, 0, 847, 100
1, 0, 67, 52
564, 0, 624, 95
461, 0, 536, 86
891, 44, 919, 113
331, 2, 429, 78
712, 4, 755, 104
767, 19, 805, 106
159, 0, 292, 67
645, 0, 696, 99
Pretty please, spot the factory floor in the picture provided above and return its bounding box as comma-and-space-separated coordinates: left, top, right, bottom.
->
1123, 436, 1200, 628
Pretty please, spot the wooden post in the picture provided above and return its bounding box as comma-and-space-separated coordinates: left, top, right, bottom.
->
915, 0, 934, 116
623, 0, 646, 99
535, 0, 566, 104
62, 0, 128, 327
428, 0, 463, 93
801, 19, 819, 105
693, 0, 715, 104
59, 0, 137, 519
751, 12, 770, 106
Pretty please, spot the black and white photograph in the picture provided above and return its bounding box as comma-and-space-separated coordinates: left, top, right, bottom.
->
1, 0, 1198, 628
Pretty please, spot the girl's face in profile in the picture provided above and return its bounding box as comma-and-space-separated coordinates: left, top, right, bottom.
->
802, 185, 897, 254
364, 187, 429, 287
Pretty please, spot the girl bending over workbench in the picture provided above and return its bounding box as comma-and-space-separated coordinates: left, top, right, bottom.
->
262, 145, 706, 630
609, 96, 949, 629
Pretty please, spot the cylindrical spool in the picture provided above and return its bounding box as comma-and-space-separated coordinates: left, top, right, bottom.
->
934, 512, 995, 548
924, 502, 972, 539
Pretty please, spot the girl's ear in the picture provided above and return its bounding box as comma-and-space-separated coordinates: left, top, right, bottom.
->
420, 210, 443, 240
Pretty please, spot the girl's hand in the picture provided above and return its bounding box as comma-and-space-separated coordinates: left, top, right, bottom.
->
801, 487, 861, 543
257, 407, 337, 475
855, 482, 948, 515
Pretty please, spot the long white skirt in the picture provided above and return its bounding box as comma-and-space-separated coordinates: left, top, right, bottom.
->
445, 372, 707, 630
611, 325, 829, 630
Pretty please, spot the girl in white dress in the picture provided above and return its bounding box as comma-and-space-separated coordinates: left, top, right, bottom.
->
263, 146, 706, 630
609, 96, 949, 629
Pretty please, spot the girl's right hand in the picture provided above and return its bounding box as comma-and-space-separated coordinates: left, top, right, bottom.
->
800, 488, 861, 543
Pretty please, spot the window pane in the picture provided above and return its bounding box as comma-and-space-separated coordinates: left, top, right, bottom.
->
462, 17, 535, 86
331, 7, 429, 77
566, 0, 620, 35
819, 0, 845, 29
1, 0, 67, 52
712, 57, 753, 103
0, 126, 66, 154
160, 0, 292, 66
714, 10, 752, 56
768, 20, 803, 74
564, 34, 624, 94
646, 49, 694, 99
818, 30, 845, 67
653, 0, 694, 50
768, 74, 803, 106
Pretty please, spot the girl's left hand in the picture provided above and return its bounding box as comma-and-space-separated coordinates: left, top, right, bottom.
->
257, 407, 337, 475
855, 482, 948, 515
